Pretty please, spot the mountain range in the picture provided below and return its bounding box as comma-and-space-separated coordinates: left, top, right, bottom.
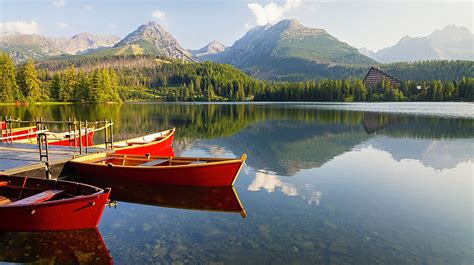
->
1, 20, 472, 79
0, 32, 119, 62
201, 20, 374, 65
358, 25, 474, 63
106, 21, 191, 59
189, 40, 226, 57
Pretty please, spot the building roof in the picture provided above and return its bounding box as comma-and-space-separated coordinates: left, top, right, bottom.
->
363, 67, 401, 89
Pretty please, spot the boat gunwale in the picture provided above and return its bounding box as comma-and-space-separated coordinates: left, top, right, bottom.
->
0, 177, 109, 208
113, 128, 175, 150
72, 153, 247, 170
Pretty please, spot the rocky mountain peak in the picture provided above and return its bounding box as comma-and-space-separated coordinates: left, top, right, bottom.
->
114, 21, 188, 59
374, 24, 473, 62
429, 25, 472, 42
191, 40, 226, 57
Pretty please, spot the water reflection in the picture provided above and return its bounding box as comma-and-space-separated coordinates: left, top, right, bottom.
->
1, 103, 472, 264
0, 228, 111, 264
364, 137, 473, 170
248, 170, 324, 206
248, 170, 299, 196
78, 179, 247, 218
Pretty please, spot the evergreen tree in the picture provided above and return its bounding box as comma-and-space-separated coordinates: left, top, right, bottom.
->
50, 73, 61, 101
17, 59, 41, 101
59, 66, 77, 102
0, 53, 20, 102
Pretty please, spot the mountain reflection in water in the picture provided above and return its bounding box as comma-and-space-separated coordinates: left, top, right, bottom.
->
1, 103, 472, 264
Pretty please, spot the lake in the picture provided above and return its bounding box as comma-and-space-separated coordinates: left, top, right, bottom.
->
0, 102, 473, 264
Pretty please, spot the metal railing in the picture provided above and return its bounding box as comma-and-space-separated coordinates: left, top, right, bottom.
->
1, 116, 114, 163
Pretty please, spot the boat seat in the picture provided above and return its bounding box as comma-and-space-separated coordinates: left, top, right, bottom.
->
127, 140, 151, 145
9, 189, 65, 206
139, 159, 169, 167
0, 196, 12, 206
0, 181, 8, 187
190, 161, 208, 165
113, 143, 128, 148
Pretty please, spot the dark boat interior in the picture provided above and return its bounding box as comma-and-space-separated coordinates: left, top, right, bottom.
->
0, 175, 103, 206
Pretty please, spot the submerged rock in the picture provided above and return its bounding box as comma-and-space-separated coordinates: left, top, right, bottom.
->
329, 237, 349, 255
297, 240, 315, 250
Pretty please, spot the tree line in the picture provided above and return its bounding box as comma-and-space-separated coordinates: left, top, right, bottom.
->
253, 78, 474, 102
0, 53, 121, 103
1, 53, 473, 103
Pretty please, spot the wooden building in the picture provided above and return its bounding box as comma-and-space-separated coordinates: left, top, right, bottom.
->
363, 67, 401, 90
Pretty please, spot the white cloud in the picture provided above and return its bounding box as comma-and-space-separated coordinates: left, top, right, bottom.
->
248, 0, 302, 26
53, 0, 65, 7
0, 20, 39, 34
152, 9, 166, 21
56, 21, 69, 29
244, 22, 253, 30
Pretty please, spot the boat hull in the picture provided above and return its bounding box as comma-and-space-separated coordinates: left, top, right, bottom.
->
0, 193, 109, 232
49, 130, 94, 147
0, 189, 109, 232
0, 175, 110, 232
72, 157, 245, 187
1, 126, 37, 142
113, 128, 175, 156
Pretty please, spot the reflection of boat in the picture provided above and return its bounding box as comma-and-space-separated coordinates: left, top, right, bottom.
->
0, 228, 112, 264
0, 175, 110, 231
80, 178, 247, 218
113, 128, 175, 156
71, 153, 247, 187
0, 125, 37, 142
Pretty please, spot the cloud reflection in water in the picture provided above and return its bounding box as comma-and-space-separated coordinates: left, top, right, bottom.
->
248, 170, 323, 205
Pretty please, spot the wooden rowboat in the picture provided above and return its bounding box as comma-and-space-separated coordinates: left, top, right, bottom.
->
0, 126, 37, 142
76, 178, 247, 217
0, 228, 112, 264
48, 130, 95, 147
71, 153, 247, 187
14, 129, 95, 147
0, 175, 110, 231
112, 128, 175, 156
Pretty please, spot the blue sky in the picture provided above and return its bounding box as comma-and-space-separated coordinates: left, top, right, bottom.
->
1, 0, 472, 51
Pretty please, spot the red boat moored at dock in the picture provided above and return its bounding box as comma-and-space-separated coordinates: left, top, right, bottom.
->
71, 153, 247, 187
0, 175, 110, 232
112, 128, 175, 156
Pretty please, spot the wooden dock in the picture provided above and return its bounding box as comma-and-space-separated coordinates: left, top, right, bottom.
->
0, 143, 108, 179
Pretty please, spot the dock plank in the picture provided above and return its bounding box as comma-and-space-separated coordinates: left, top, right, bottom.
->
0, 142, 110, 179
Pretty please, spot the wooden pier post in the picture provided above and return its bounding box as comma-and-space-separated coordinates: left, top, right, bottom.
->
104, 119, 108, 149
78, 120, 82, 155
110, 119, 114, 148
85, 121, 88, 154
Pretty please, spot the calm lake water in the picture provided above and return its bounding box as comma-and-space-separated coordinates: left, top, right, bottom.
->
0, 102, 473, 264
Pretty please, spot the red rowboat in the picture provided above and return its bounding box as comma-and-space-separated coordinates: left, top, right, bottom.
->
15, 129, 95, 147
0, 228, 112, 264
0, 175, 110, 231
71, 153, 247, 187
0, 126, 37, 142
78, 178, 247, 217
112, 128, 175, 156
48, 130, 95, 147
